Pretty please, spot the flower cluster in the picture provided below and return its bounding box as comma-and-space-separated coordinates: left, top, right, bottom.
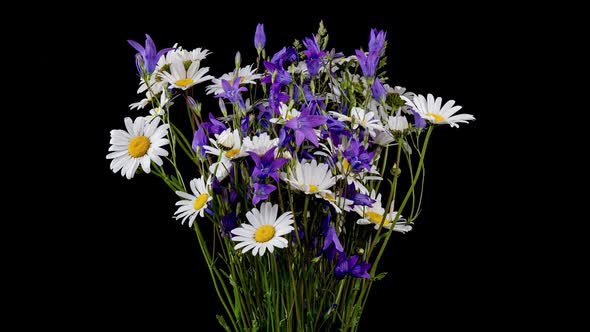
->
107, 23, 474, 331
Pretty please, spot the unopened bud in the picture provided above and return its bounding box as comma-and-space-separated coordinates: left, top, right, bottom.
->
219, 98, 228, 117
235, 51, 241, 69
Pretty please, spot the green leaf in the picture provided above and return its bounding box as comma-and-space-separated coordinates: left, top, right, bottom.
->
318, 20, 328, 37
373, 272, 388, 281
216, 315, 231, 332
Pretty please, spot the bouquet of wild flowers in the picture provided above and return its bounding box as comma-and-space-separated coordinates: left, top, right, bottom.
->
107, 22, 474, 331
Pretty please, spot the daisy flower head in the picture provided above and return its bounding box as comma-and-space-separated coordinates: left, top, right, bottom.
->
319, 191, 354, 214
282, 159, 336, 195
231, 202, 294, 256
209, 156, 233, 182
148, 90, 172, 120
174, 177, 212, 227
175, 47, 211, 64
241, 133, 279, 157
269, 103, 300, 124
401, 93, 474, 128
329, 107, 384, 137
130, 74, 166, 110
107, 117, 169, 179
159, 57, 213, 90
372, 130, 395, 146
206, 65, 262, 95
354, 190, 409, 232
387, 111, 409, 136
203, 128, 246, 160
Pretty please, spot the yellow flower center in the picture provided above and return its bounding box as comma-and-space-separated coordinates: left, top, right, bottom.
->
323, 193, 335, 202
193, 193, 209, 211
286, 114, 295, 120
308, 184, 319, 193
175, 78, 194, 87
425, 113, 445, 123
366, 211, 390, 226
225, 149, 241, 158
229, 77, 244, 85
254, 225, 276, 242
342, 159, 351, 172
128, 136, 151, 158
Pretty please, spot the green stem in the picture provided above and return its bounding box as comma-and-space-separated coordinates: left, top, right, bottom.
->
193, 223, 240, 332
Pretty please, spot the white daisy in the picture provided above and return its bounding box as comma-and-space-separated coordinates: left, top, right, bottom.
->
329, 107, 384, 137
383, 84, 415, 100
354, 190, 410, 232
107, 117, 169, 179
174, 47, 211, 63
137, 75, 165, 98
153, 46, 180, 73
231, 202, 294, 256
372, 130, 395, 146
173, 177, 212, 227
401, 93, 474, 128
206, 64, 262, 95
203, 128, 246, 160
387, 111, 409, 133
209, 156, 233, 181
147, 91, 172, 120
159, 59, 213, 90
269, 103, 300, 124
318, 191, 354, 213
130, 98, 150, 111
241, 133, 278, 157
282, 159, 336, 195
130, 76, 166, 110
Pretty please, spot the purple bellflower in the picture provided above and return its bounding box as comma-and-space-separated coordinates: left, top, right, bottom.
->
192, 126, 208, 156
345, 184, 376, 207
252, 183, 276, 205
355, 50, 379, 77
248, 147, 289, 182
334, 254, 371, 280
278, 128, 294, 148
240, 116, 250, 134
262, 62, 292, 86
323, 115, 348, 146
268, 83, 290, 112
254, 23, 266, 52
322, 226, 344, 262
270, 47, 297, 66
302, 36, 327, 76
342, 139, 374, 173
216, 78, 248, 109
284, 108, 326, 147
368, 29, 387, 55
220, 212, 237, 238
412, 110, 427, 129
127, 34, 173, 74
203, 113, 227, 135
372, 77, 387, 102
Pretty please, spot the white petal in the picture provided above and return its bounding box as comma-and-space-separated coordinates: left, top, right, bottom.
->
140, 156, 151, 173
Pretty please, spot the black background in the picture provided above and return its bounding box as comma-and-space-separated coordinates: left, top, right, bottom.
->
40, 3, 530, 330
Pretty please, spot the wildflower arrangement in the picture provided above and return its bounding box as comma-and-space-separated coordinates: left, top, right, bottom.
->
107, 22, 474, 331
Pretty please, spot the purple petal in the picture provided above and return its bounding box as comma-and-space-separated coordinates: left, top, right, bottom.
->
271, 158, 288, 170
302, 128, 319, 147
284, 118, 299, 130
156, 47, 174, 60
127, 39, 145, 54
221, 79, 232, 92
294, 130, 305, 146
300, 115, 326, 127
252, 194, 261, 205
